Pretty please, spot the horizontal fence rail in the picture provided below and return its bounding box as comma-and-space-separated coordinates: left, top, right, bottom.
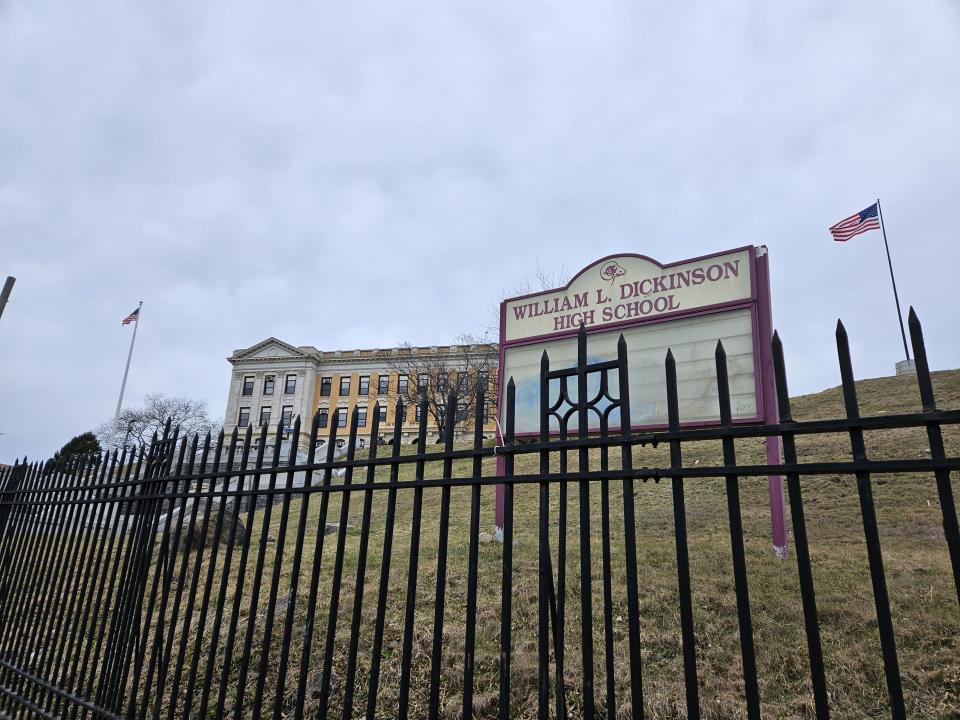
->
0, 308, 957, 719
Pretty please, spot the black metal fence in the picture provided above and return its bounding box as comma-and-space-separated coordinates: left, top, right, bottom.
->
0, 308, 958, 719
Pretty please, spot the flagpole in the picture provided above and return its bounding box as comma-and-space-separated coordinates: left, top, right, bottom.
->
876, 200, 910, 363
111, 301, 143, 449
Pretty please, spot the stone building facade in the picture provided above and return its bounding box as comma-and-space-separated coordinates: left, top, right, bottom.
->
223, 338, 499, 451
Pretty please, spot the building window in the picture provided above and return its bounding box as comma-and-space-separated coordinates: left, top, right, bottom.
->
242, 376, 254, 396
377, 375, 389, 394
318, 408, 329, 429
358, 376, 370, 395
417, 373, 428, 391
398, 375, 408, 394
339, 376, 351, 395
320, 377, 332, 396
260, 406, 272, 427
357, 407, 367, 427
281, 405, 293, 428
377, 406, 387, 423
478, 372, 489, 392
285, 375, 296, 394
337, 409, 348, 427
238, 407, 250, 427
457, 371, 467, 392
400, 403, 408, 422
263, 375, 275, 395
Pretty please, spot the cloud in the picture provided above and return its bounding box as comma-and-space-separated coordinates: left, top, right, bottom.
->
2, 0, 959, 459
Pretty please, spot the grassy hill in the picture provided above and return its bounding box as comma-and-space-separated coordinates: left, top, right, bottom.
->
158, 369, 960, 719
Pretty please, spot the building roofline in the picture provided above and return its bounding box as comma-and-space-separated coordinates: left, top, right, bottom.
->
229, 337, 498, 366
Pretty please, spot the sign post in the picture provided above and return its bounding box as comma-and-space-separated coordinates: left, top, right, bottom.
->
495, 246, 787, 557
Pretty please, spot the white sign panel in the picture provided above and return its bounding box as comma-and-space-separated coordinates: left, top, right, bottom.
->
499, 248, 762, 435
503, 308, 757, 435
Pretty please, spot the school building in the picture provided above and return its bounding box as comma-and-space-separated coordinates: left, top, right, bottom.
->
223, 337, 499, 451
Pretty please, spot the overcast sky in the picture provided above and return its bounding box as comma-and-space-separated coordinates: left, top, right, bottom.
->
2, 2, 958, 461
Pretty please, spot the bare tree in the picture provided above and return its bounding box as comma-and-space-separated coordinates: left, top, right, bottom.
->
97, 392, 219, 449
384, 335, 498, 441
483, 261, 568, 337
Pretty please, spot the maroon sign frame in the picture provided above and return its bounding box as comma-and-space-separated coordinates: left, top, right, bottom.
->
493, 246, 788, 557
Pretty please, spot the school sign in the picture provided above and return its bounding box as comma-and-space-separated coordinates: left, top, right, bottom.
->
496, 246, 788, 556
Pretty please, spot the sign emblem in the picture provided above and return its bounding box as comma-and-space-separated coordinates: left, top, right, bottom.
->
599, 260, 627, 284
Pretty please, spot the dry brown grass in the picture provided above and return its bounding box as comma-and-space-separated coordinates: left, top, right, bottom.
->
106, 370, 960, 718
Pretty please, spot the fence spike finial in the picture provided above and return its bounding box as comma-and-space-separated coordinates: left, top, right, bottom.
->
835, 318, 847, 339
715, 339, 726, 363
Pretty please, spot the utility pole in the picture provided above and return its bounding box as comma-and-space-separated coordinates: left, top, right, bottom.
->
0, 277, 15, 320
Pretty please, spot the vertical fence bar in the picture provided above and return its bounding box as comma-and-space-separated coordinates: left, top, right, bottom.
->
54, 450, 122, 710
215, 424, 274, 717
114, 427, 178, 710
15, 455, 86, 679
365, 401, 405, 720
772, 332, 830, 719
228, 421, 287, 719
23, 452, 98, 708
250, 416, 303, 719
35, 452, 109, 712
341, 407, 381, 720
197, 423, 261, 720
187, 426, 249, 718
271, 412, 320, 720
498, 378, 516, 720
0, 461, 35, 619
716, 341, 761, 720
169, 430, 226, 719
0, 459, 41, 703
293, 414, 340, 720
462, 389, 486, 720
0, 459, 22, 541
92, 445, 147, 709
77, 447, 140, 717
836, 320, 905, 720
0, 458, 55, 690
104, 429, 173, 712
538, 352, 551, 720
150, 434, 204, 720
428, 392, 458, 719
598, 372, 616, 719
557, 416, 568, 701
135, 436, 194, 718
575, 328, 596, 718
62, 448, 120, 714
618, 336, 644, 719
908, 308, 960, 607
317, 407, 361, 716
665, 348, 700, 719
398, 399, 429, 720
0, 461, 43, 657
127, 432, 189, 718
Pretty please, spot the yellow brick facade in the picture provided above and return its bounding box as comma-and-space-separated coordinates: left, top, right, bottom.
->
225, 339, 498, 451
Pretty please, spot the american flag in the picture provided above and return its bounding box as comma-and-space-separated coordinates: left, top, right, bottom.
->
121, 307, 140, 325
830, 202, 881, 242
